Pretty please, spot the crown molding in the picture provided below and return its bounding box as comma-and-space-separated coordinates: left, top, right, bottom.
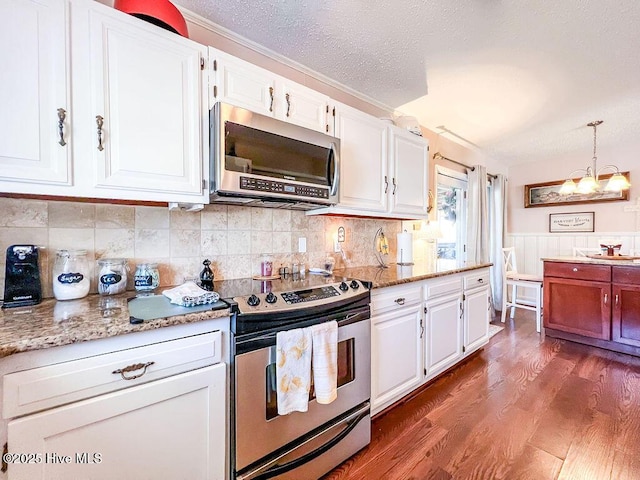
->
176, 5, 395, 115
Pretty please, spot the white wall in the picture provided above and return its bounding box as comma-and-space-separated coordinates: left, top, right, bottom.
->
506, 140, 640, 276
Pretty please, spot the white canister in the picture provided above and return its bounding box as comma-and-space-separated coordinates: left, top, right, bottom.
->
53, 249, 91, 301
97, 258, 128, 295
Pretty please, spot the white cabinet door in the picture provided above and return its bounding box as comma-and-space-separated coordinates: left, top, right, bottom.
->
214, 50, 277, 116
389, 127, 429, 216
334, 103, 388, 212
371, 305, 422, 415
464, 286, 490, 355
7, 364, 226, 480
425, 293, 463, 378
0, 0, 71, 191
72, 0, 207, 201
278, 80, 330, 134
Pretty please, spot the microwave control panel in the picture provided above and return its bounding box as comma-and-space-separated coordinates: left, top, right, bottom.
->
240, 177, 329, 199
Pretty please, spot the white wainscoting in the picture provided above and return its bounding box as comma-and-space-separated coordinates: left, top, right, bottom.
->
506, 232, 640, 276
505, 232, 640, 304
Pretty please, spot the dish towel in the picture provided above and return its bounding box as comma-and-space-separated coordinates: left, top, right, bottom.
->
162, 281, 220, 307
311, 320, 338, 404
276, 327, 313, 415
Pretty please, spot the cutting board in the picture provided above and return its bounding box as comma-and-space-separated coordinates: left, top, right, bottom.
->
128, 294, 229, 322
586, 254, 640, 261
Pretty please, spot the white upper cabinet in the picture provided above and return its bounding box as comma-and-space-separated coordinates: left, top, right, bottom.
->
0, 0, 208, 203
309, 105, 429, 219
0, 0, 72, 190
211, 49, 332, 134
388, 126, 429, 216
333, 102, 389, 212
71, 0, 208, 201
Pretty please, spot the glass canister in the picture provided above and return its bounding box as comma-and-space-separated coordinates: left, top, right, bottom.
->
134, 263, 160, 292
97, 258, 128, 295
53, 249, 90, 301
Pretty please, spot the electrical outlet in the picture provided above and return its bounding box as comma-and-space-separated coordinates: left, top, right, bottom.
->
298, 237, 307, 253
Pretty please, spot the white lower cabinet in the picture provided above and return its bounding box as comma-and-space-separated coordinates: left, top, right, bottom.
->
370, 268, 491, 416
463, 272, 491, 355
2, 328, 228, 480
370, 284, 422, 415
424, 292, 462, 378
7, 364, 225, 480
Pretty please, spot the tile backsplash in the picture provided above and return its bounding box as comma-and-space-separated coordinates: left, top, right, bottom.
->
0, 197, 401, 298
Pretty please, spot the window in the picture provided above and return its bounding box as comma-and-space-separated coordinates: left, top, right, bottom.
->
436, 166, 468, 269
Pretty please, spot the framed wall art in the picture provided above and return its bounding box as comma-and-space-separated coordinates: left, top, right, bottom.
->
549, 212, 595, 233
524, 172, 630, 208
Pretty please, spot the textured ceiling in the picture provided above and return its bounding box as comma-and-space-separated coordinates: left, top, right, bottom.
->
176, 0, 640, 166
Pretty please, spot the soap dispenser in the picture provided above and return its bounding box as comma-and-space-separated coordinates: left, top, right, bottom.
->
199, 259, 214, 291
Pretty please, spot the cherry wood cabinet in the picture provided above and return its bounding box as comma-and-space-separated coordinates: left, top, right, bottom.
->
544, 262, 611, 340
544, 261, 640, 356
612, 266, 640, 347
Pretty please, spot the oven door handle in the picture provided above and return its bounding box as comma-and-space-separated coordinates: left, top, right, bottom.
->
251, 408, 369, 480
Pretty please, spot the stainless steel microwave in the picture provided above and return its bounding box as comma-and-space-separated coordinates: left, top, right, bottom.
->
209, 102, 340, 209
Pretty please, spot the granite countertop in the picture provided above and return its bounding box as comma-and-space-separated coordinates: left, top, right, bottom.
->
0, 260, 492, 359
334, 262, 493, 288
542, 256, 640, 266
0, 293, 231, 359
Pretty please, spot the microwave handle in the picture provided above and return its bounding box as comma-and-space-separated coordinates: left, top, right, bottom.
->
328, 142, 339, 197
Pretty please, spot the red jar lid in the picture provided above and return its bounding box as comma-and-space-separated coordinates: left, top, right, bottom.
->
114, 0, 189, 38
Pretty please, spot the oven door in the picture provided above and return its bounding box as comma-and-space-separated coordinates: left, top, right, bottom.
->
234, 317, 370, 472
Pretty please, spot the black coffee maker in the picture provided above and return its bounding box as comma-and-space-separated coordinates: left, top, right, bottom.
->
2, 245, 42, 308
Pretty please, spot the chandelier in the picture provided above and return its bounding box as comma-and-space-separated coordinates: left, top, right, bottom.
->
559, 120, 631, 195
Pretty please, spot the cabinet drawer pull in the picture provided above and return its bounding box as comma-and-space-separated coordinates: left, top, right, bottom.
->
384, 175, 389, 194
477, 278, 484, 283
394, 297, 405, 305
269, 86, 274, 112
96, 115, 105, 151
392, 177, 397, 194
285, 93, 291, 117
615, 294, 619, 307
57, 108, 67, 146
572, 268, 578, 272
604, 293, 608, 306
112, 361, 155, 380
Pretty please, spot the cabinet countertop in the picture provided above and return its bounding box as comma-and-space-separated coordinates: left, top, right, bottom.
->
0, 261, 491, 359
0, 293, 231, 359
334, 262, 492, 289
542, 256, 640, 267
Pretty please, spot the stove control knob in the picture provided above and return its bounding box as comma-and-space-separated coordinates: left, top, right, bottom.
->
350, 280, 360, 289
247, 294, 261, 307
339, 281, 349, 291
265, 292, 277, 304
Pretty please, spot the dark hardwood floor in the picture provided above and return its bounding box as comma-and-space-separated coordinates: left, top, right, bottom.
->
323, 311, 640, 480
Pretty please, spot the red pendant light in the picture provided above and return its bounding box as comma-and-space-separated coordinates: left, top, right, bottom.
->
114, 0, 189, 38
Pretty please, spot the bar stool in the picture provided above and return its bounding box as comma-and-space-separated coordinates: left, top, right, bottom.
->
501, 247, 543, 333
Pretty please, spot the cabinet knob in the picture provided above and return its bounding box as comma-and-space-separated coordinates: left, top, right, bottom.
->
395, 297, 405, 305
573, 268, 578, 272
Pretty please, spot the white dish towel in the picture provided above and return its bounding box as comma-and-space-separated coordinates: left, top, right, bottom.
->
311, 320, 338, 404
276, 327, 313, 415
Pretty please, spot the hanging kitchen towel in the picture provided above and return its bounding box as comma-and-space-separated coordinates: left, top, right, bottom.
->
276, 326, 313, 415
311, 320, 338, 404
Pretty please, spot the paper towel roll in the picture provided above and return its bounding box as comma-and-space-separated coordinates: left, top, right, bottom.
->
397, 232, 414, 265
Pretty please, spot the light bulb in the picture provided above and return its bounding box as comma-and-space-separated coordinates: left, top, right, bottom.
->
604, 173, 631, 192
576, 175, 598, 194
559, 179, 577, 195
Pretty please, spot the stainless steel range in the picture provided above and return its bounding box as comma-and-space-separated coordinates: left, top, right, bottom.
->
230, 277, 371, 480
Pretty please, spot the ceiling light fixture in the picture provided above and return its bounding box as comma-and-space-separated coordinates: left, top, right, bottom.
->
559, 120, 631, 195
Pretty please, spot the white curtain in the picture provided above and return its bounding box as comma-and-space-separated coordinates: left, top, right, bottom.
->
489, 174, 507, 315
466, 165, 490, 264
